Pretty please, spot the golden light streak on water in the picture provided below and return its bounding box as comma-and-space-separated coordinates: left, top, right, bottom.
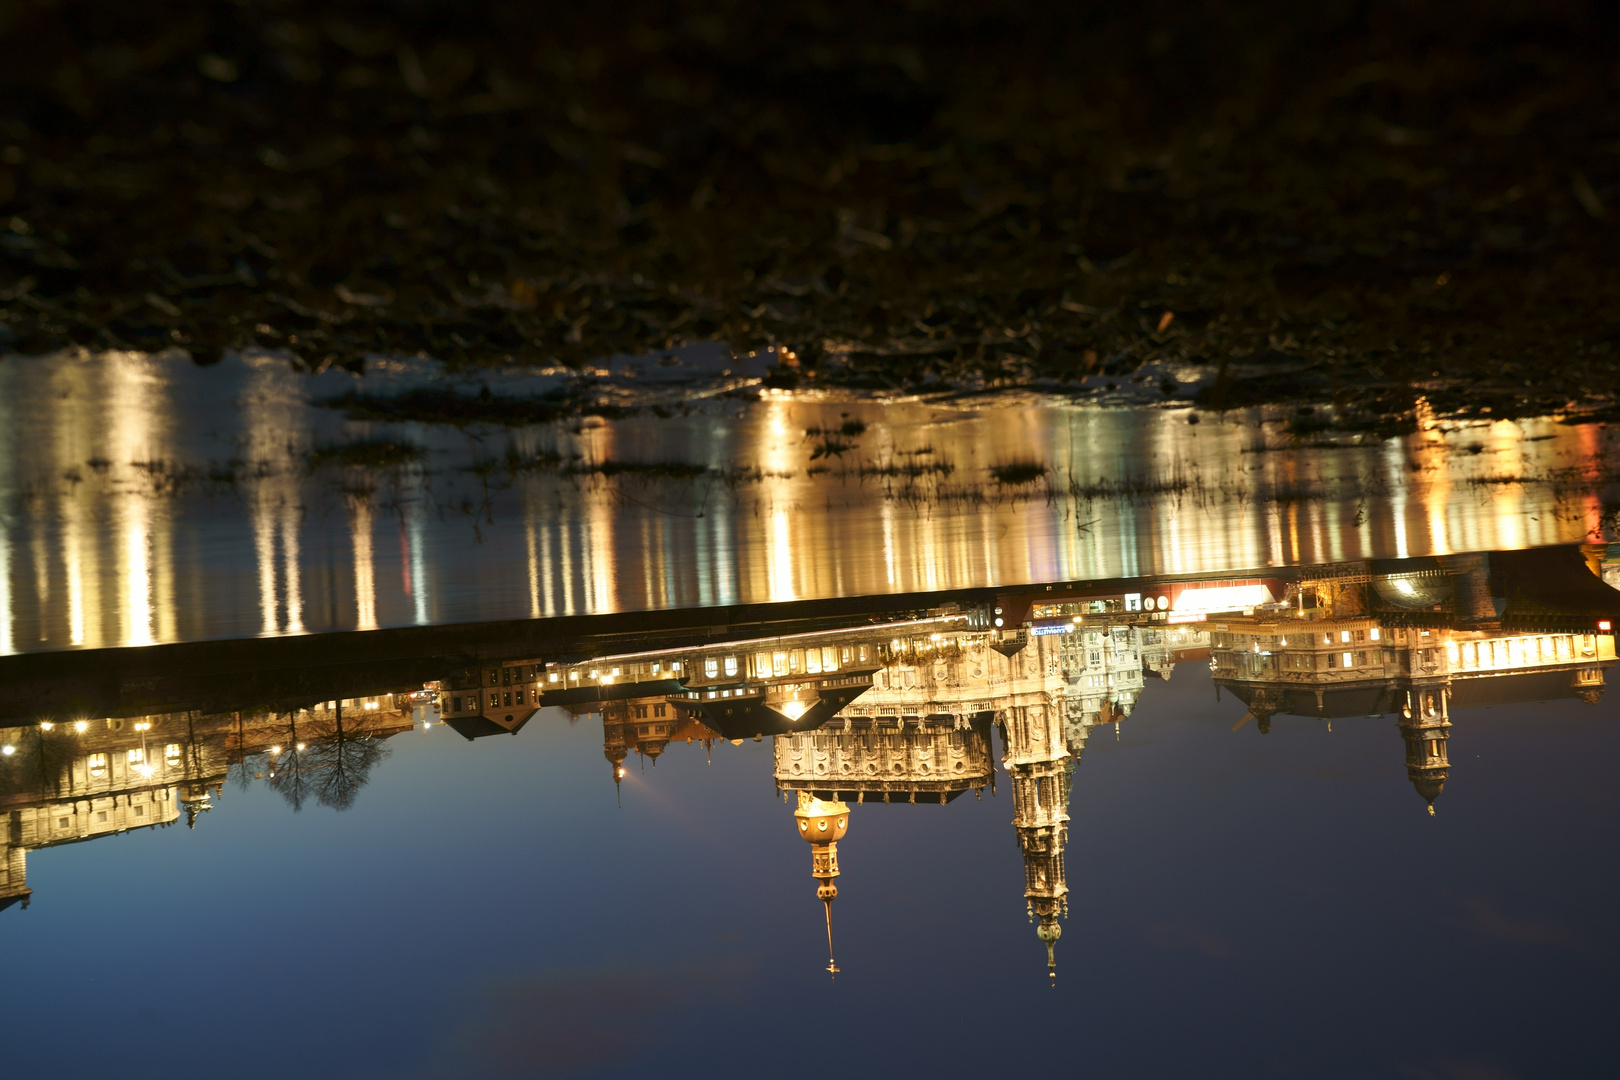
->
527, 516, 543, 619
349, 496, 377, 632
105, 355, 163, 647
2, 352, 1619, 652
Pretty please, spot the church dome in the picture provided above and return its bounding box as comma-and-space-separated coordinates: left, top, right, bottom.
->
1407, 769, 1446, 814
794, 798, 849, 843
1375, 574, 1453, 609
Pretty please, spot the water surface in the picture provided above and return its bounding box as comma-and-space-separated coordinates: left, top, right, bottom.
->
1, 350, 1615, 652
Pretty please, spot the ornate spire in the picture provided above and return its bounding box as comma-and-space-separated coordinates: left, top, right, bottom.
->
1036, 911, 1062, 980
1399, 686, 1452, 816
793, 792, 850, 976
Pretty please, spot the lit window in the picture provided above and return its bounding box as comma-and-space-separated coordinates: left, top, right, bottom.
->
1343, 652, 1353, 668
705, 658, 719, 678
1341, 631, 1352, 643
823, 647, 837, 671
805, 650, 821, 674
1370, 628, 1380, 641
549, 672, 558, 682
88, 753, 108, 778
723, 656, 739, 677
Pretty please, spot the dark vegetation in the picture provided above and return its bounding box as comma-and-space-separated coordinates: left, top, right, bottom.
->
989, 460, 1048, 486
309, 439, 422, 469
859, 458, 954, 480
323, 386, 633, 425
806, 418, 867, 439
1, 1, 1618, 431
575, 459, 707, 480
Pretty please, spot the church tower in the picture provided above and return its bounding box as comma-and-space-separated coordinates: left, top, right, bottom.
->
1398, 685, 1451, 815
793, 792, 849, 975
1002, 699, 1070, 978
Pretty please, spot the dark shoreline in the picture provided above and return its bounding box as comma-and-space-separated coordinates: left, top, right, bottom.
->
3, 1, 1617, 432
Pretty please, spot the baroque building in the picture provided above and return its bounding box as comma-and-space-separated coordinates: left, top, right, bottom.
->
766, 622, 1171, 975
562, 612, 1191, 974
0, 713, 224, 909
1211, 556, 1618, 812
1, 695, 418, 911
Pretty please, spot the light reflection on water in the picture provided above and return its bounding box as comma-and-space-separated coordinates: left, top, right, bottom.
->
0, 350, 1615, 652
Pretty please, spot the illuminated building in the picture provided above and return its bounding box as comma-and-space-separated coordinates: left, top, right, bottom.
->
0, 715, 212, 909
1212, 550, 1618, 809
774, 716, 993, 805
770, 623, 1155, 976
438, 661, 546, 739
1, 697, 417, 911
586, 696, 720, 793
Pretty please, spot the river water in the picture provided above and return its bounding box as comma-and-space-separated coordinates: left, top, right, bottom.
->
0, 349, 1613, 653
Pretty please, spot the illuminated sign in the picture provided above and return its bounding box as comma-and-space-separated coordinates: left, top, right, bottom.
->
1172, 584, 1274, 614
1031, 624, 1074, 637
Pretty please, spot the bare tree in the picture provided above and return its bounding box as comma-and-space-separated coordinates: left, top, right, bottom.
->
265, 713, 316, 813
303, 702, 391, 811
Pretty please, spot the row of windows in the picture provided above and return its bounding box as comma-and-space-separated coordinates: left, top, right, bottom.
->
550, 659, 683, 684
444, 689, 537, 713
51, 791, 171, 830
1449, 635, 1594, 669
56, 806, 148, 828
700, 644, 868, 681
82, 745, 185, 779
487, 665, 543, 687
1216, 627, 1383, 649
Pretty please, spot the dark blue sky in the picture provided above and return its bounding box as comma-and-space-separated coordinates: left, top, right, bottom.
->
3, 667, 1615, 1079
